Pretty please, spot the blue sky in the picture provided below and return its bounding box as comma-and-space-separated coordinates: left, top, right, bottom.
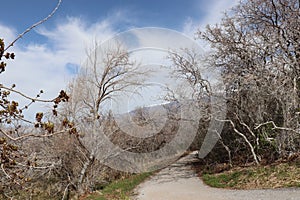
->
1, 0, 238, 45
2, 0, 207, 32
0, 0, 238, 116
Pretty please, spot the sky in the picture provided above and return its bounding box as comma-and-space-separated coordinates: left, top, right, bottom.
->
0, 0, 239, 117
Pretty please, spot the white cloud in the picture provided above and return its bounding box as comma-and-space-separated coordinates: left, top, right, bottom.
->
0, 23, 17, 45
182, 0, 240, 38
105, 27, 215, 113
0, 17, 116, 118
37, 17, 115, 64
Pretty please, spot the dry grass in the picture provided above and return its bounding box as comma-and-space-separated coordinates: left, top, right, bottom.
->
201, 162, 300, 189
85, 172, 153, 200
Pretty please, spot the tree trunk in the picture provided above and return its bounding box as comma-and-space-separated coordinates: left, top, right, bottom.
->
77, 151, 95, 194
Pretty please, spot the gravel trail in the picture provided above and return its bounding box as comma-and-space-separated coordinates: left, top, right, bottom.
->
133, 152, 300, 200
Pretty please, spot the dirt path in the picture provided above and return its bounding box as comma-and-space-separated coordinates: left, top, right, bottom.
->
132, 152, 300, 200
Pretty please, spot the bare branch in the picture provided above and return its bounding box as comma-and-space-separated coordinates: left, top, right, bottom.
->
4, 0, 62, 51
0, 128, 71, 141
1, 85, 56, 103
1, 164, 12, 180
255, 121, 300, 134
216, 118, 260, 164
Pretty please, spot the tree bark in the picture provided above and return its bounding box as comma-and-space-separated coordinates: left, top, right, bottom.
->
77, 151, 95, 194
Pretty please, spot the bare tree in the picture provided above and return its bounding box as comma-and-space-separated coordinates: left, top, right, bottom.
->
197, 0, 300, 164
166, 48, 230, 163
57, 41, 147, 194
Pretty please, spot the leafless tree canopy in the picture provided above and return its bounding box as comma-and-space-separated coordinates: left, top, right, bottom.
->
196, 0, 300, 163
54, 41, 149, 194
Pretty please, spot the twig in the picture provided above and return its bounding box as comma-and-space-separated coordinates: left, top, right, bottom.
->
13, 159, 58, 170
1, 164, 12, 179
254, 121, 300, 134
1, 164, 22, 186
4, 0, 62, 51
3, 193, 13, 200
0, 85, 55, 103
61, 183, 72, 200
0, 128, 71, 141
